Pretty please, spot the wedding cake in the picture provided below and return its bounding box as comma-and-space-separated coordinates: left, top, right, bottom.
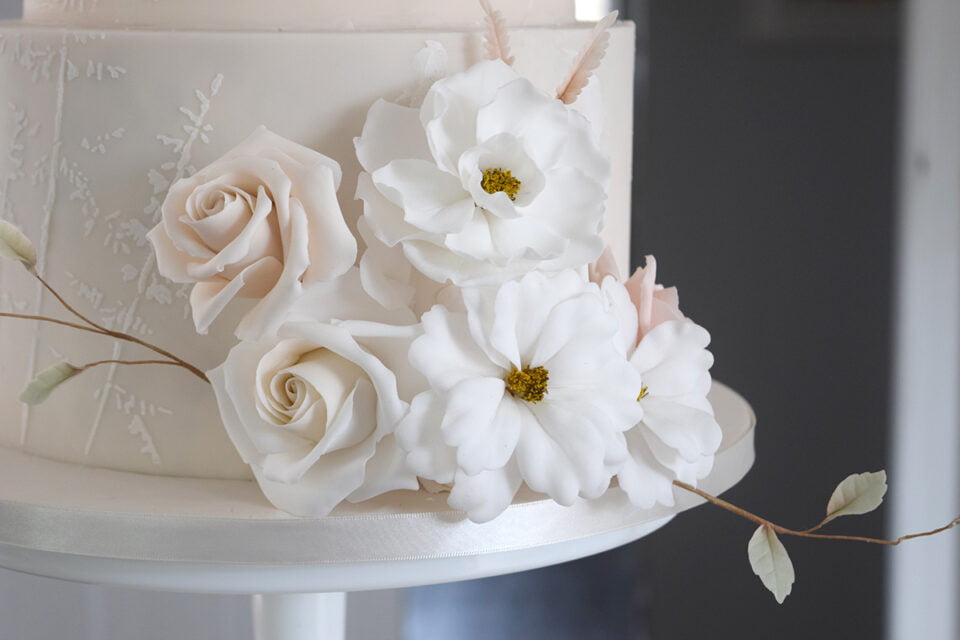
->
0, 0, 728, 525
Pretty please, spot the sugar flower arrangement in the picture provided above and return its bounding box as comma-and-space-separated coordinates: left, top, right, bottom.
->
0, 4, 955, 603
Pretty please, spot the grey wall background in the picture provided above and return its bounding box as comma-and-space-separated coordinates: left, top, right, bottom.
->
630, 1, 896, 638
0, 0, 903, 638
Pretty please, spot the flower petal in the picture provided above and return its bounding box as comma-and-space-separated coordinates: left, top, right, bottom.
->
373, 159, 475, 234
395, 391, 458, 482
421, 59, 520, 174
355, 99, 432, 172
476, 77, 569, 169
409, 306, 501, 392
618, 428, 677, 509
356, 172, 419, 248
440, 377, 505, 446
640, 396, 722, 463
631, 321, 713, 396
347, 434, 420, 503
190, 256, 283, 334
448, 460, 523, 523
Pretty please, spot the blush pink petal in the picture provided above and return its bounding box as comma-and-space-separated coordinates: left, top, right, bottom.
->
624, 254, 685, 340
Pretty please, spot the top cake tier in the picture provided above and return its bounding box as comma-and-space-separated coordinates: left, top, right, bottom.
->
23, 0, 577, 30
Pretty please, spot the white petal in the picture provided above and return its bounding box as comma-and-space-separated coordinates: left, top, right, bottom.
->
189, 256, 283, 334
639, 427, 715, 485
254, 436, 376, 517
395, 391, 458, 482
285, 267, 414, 327
531, 400, 618, 499
600, 275, 639, 355
347, 434, 421, 503
148, 223, 199, 283
476, 77, 569, 169
278, 319, 408, 432
639, 396, 722, 463
440, 376, 505, 449
559, 109, 610, 187
618, 428, 677, 509
355, 99, 432, 172
523, 167, 605, 242
421, 59, 521, 174
487, 214, 567, 262
514, 406, 580, 505
357, 216, 415, 311
297, 163, 357, 286
448, 460, 523, 523
222, 126, 343, 187
213, 340, 311, 462
532, 295, 614, 370
631, 321, 713, 396
442, 209, 497, 261
356, 172, 419, 248
443, 379, 523, 475
372, 159, 475, 234
408, 306, 501, 392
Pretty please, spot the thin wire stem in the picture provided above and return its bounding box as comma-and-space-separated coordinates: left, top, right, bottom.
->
0, 312, 111, 337
11, 273, 210, 383
34, 273, 104, 331
673, 480, 960, 546
80, 359, 189, 372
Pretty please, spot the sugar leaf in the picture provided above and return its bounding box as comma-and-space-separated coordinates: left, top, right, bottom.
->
19, 362, 81, 405
747, 524, 795, 604
825, 470, 887, 522
556, 11, 618, 105
479, 0, 514, 66
0, 219, 37, 270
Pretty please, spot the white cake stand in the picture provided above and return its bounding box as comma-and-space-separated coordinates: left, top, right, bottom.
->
0, 382, 755, 640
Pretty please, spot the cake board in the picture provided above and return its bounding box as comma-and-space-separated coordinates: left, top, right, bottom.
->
0, 382, 755, 639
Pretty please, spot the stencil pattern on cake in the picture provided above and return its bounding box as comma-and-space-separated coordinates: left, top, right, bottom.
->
0, 104, 40, 225
19, 31, 69, 446
126, 416, 162, 467
82, 73, 224, 464
80, 128, 125, 155
41, 0, 101, 12
0, 34, 57, 83
0, 29, 171, 468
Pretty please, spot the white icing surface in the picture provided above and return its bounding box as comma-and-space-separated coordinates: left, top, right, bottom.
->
0, 22, 635, 479
24, 0, 577, 30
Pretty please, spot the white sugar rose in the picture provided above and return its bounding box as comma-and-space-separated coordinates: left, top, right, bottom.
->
148, 126, 357, 339
209, 269, 420, 516
355, 59, 609, 287
395, 270, 643, 523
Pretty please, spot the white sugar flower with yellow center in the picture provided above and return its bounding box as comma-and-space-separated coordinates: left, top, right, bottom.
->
396, 270, 644, 523
355, 58, 610, 287
593, 255, 723, 509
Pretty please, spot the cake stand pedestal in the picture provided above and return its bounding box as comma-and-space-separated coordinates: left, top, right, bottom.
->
253, 593, 346, 640
0, 383, 755, 640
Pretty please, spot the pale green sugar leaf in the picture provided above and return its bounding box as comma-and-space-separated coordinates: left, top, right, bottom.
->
0, 219, 37, 270
747, 524, 795, 604
19, 363, 81, 405
825, 470, 887, 522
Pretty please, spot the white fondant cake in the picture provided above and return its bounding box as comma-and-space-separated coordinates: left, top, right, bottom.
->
0, 2, 635, 484
0, 0, 728, 527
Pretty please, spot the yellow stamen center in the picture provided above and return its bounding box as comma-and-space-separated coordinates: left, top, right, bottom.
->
505, 365, 549, 403
637, 386, 649, 401
481, 168, 522, 201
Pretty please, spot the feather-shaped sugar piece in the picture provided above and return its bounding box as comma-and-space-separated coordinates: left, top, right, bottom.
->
556, 10, 618, 105
480, 0, 514, 66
